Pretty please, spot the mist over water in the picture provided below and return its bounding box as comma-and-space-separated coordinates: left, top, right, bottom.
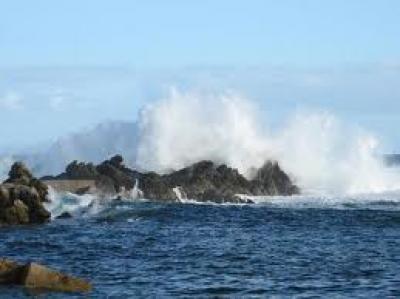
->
134, 89, 400, 197
1, 88, 400, 200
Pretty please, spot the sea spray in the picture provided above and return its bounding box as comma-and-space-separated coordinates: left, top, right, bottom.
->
0, 156, 15, 181
6, 88, 400, 199
134, 89, 400, 196
135, 88, 272, 176
45, 186, 100, 218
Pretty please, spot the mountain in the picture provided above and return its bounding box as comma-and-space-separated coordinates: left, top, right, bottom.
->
1, 121, 138, 177
383, 154, 400, 167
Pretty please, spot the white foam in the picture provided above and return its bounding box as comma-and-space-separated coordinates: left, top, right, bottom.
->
134, 88, 400, 196
45, 186, 100, 218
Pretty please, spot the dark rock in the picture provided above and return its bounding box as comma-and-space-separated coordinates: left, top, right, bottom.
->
96, 159, 136, 193
0, 162, 51, 226
7, 162, 33, 181
65, 161, 99, 180
29, 178, 49, 202
94, 174, 117, 194
48, 155, 299, 203
0, 186, 11, 208
138, 172, 177, 201
109, 154, 123, 167
138, 159, 299, 203
1, 200, 30, 225
56, 212, 73, 219
51, 155, 138, 195
250, 161, 299, 196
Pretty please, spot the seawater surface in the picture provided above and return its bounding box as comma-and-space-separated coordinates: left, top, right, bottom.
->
2, 197, 400, 298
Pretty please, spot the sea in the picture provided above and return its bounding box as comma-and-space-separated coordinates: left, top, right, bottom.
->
2, 194, 400, 298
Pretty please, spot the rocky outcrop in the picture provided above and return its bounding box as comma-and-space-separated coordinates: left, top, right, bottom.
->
139, 160, 299, 203
46, 155, 299, 203
0, 162, 50, 226
0, 258, 91, 293
250, 161, 300, 196
45, 154, 137, 195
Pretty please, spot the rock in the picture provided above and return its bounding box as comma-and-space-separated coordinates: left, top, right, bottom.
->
47, 155, 300, 203
109, 154, 123, 167
7, 162, 33, 181
0, 186, 11, 208
29, 178, 49, 202
20, 262, 91, 293
65, 161, 99, 180
56, 212, 73, 219
0, 259, 91, 293
139, 172, 178, 201
250, 161, 299, 196
1, 200, 30, 225
138, 159, 299, 203
0, 162, 51, 226
0, 259, 22, 284
96, 156, 137, 192
50, 155, 138, 195
94, 174, 117, 194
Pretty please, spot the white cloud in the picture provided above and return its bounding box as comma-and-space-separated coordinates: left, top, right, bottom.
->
49, 94, 66, 111
0, 92, 24, 110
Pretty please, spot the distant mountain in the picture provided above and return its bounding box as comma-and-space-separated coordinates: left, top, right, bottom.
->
383, 154, 400, 167
0, 121, 138, 177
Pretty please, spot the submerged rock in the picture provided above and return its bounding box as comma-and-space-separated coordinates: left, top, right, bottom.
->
0, 258, 91, 293
56, 211, 73, 219
0, 163, 50, 226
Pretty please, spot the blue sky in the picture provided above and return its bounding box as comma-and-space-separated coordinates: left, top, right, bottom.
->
0, 1, 399, 150
1, 0, 400, 67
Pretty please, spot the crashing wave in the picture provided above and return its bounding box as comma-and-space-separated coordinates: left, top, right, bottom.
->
6, 88, 400, 199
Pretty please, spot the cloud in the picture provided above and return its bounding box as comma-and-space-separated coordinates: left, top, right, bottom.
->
48, 88, 73, 111
0, 91, 24, 110
49, 94, 66, 111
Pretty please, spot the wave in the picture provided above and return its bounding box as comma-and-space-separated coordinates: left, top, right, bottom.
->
135, 88, 400, 196
5, 88, 400, 199
45, 187, 102, 219
46, 190, 400, 222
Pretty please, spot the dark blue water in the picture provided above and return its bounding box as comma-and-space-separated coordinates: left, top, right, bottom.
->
2, 201, 400, 298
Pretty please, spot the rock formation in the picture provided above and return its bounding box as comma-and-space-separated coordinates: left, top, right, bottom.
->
0, 258, 91, 293
138, 160, 299, 202
0, 162, 50, 226
46, 155, 299, 203
45, 154, 137, 194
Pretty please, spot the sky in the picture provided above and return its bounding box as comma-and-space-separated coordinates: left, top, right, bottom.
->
0, 0, 399, 150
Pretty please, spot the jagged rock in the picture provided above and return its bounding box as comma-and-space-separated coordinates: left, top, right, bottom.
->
139, 160, 299, 203
139, 172, 177, 200
47, 155, 300, 203
0, 186, 11, 208
0, 200, 30, 225
109, 154, 123, 167
7, 162, 33, 181
0, 162, 51, 226
96, 158, 136, 193
250, 161, 300, 196
0, 258, 91, 293
30, 178, 49, 202
48, 155, 137, 194
65, 161, 99, 179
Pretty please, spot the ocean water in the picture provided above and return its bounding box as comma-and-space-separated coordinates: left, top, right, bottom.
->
2, 196, 400, 298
